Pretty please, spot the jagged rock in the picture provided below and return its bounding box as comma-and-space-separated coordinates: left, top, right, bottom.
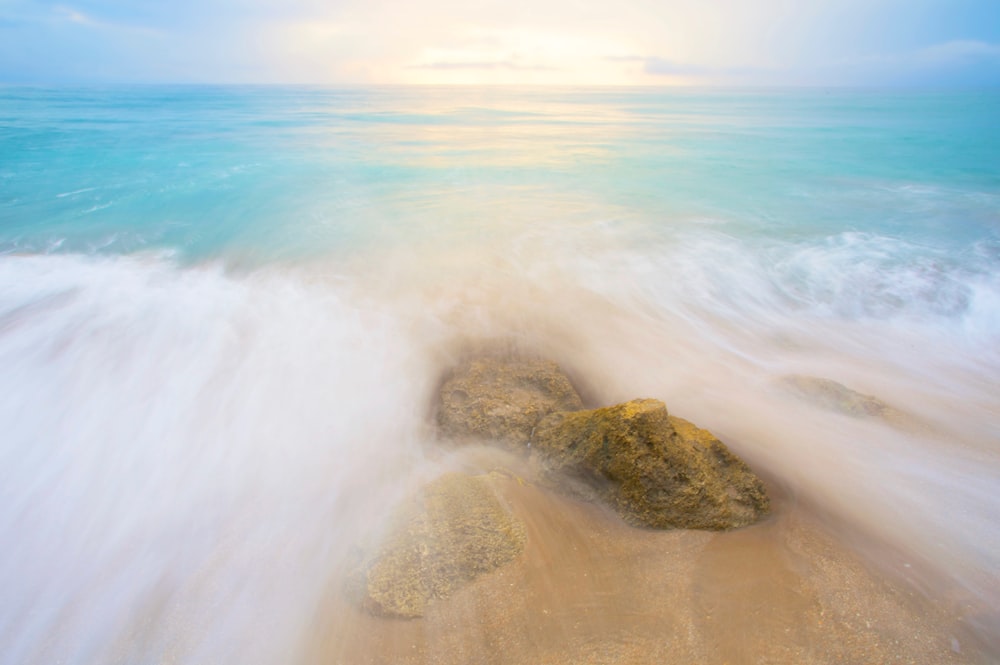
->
437, 357, 584, 450
349, 472, 526, 618
531, 399, 769, 530
779, 375, 899, 419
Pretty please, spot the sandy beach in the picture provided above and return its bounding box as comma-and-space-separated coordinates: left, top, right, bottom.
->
306, 447, 990, 665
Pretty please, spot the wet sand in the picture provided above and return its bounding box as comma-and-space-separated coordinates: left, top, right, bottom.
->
304, 458, 991, 665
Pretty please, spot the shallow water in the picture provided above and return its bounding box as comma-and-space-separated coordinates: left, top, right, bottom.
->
1, 86, 999, 663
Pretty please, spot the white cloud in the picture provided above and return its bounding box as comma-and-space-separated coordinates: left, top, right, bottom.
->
917, 40, 1000, 64
53, 5, 96, 26
50, 3, 162, 36
397, 27, 643, 84
819, 39, 1000, 86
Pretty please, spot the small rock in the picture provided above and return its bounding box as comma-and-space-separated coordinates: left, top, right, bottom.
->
437, 357, 584, 450
349, 472, 526, 618
531, 399, 769, 530
779, 375, 899, 419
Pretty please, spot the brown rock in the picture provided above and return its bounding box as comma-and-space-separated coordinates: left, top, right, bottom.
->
349, 472, 527, 618
531, 399, 769, 530
437, 358, 584, 450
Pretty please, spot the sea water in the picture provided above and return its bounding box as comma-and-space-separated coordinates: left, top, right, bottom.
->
1, 86, 999, 663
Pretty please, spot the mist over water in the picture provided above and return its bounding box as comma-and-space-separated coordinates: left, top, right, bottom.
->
1, 86, 999, 663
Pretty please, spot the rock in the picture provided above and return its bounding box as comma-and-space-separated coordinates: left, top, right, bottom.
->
779, 375, 899, 419
531, 399, 769, 530
349, 472, 527, 618
437, 357, 584, 450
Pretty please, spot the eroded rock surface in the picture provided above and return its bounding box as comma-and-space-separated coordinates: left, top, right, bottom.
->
350, 472, 526, 618
532, 399, 769, 530
437, 358, 584, 450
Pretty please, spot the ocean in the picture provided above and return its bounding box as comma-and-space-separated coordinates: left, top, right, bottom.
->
1, 85, 999, 663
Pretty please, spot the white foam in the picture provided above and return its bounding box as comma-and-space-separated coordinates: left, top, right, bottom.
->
56, 187, 98, 198
0, 254, 434, 665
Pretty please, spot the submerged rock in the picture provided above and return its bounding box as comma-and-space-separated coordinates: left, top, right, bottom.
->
779, 375, 899, 419
349, 472, 526, 618
531, 399, 769, 530
437, 357, 584, 450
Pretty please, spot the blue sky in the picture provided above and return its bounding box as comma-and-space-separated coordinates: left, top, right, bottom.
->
1, 0, 999, 85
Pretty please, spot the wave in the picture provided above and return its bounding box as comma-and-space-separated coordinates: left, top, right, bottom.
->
0, 253, 435, 664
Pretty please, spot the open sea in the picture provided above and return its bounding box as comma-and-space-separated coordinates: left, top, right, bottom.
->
1, 86, 999, 663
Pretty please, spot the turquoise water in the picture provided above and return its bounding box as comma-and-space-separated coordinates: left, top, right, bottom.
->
5, 87, 998, 256
1, 86, 999, 663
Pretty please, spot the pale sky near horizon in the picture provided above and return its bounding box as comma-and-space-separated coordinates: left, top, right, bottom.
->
1, 0, 999, 85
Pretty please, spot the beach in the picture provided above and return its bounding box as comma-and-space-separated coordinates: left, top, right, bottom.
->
308, 456, 987, 664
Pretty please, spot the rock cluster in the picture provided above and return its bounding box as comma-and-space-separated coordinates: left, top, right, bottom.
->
438, 357, 768, 530
351, 355, 769, 618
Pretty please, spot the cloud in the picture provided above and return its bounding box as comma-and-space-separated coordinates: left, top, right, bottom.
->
640, 57, 707, 76
847, 39, 1000, 67
917, 40, 1000, 64
821, 39, 1000, 85
602, 55, 710, 78
604, 54, 762, 82
53, 5, 95, 26
50, 3, 162, 35
613, 39, 1000, 87
410, 60, 558, 71
399, 27, 631, 83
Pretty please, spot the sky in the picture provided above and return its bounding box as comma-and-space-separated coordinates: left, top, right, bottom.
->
1, 0, 999, 85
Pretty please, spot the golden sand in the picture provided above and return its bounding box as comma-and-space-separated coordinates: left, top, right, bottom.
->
303, 468, 988, 665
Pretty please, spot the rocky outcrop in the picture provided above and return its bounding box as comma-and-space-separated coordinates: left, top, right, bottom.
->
349, 472, 526, 618
531, 399, 769, 530
437, 358, 584, 450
